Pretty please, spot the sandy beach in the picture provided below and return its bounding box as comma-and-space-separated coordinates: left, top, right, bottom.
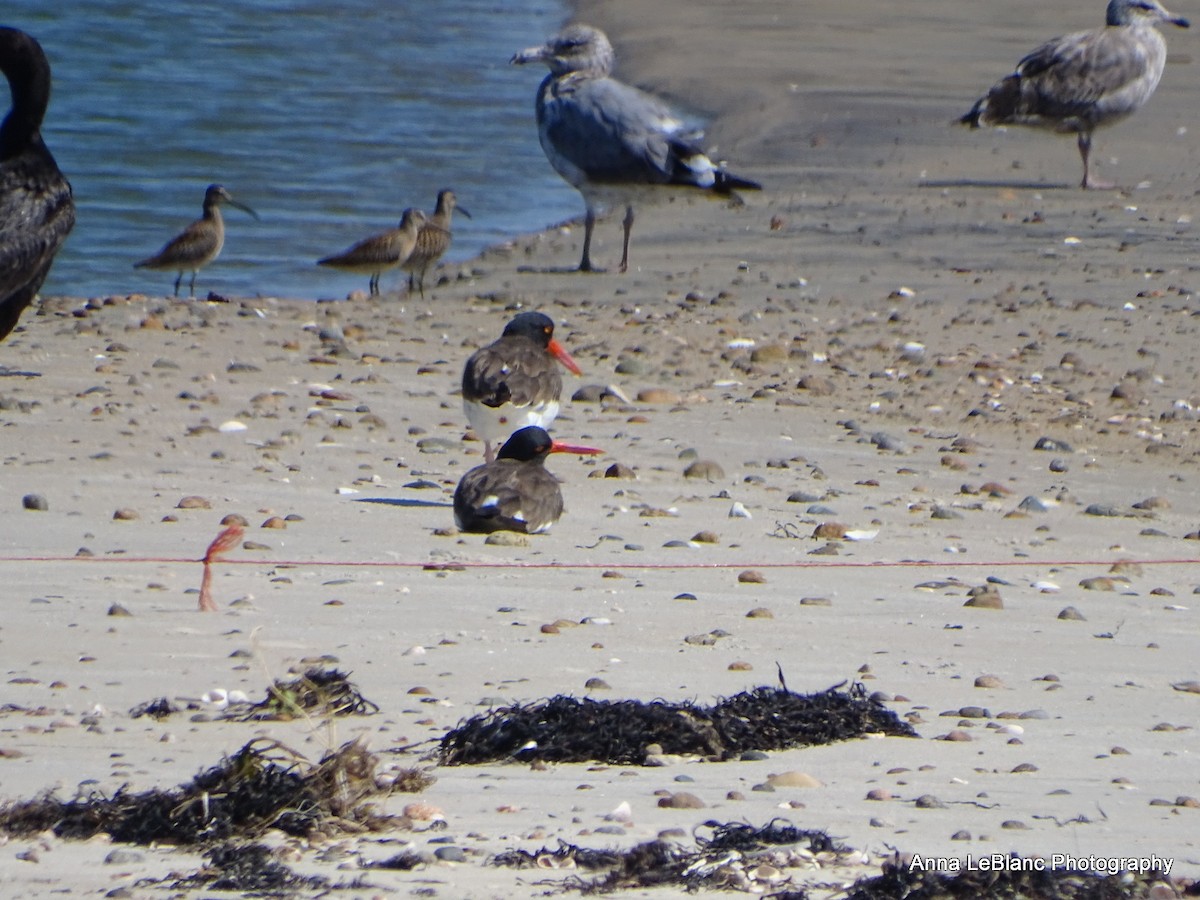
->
2, 0, 1199, 896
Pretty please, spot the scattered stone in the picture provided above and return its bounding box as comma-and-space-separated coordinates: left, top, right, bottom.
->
22, 494, 48, 511
737, 570, 766, 584
177, 496, 211, 509
683, 460, 724, 481
766, 771, 821, 789
1058, 606, 1086, 621
974, 674, 1004, 689
658, 791, 705, 809
113, 508, 139, 521
746, 607, 774, 619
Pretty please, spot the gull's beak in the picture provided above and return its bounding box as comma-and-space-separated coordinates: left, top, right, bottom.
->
510, 44, 548, 66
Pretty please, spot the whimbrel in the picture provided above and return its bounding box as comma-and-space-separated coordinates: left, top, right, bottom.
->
317, 207, 427, 296
134, 184, 258, 297
511, 24, 761, 273
960, 0, 1189, 189
0, 27, 75, 341
461, 311, 582, 463
401, 189, 470, 297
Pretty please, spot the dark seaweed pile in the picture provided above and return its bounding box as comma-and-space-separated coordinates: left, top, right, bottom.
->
0, 738, 421, 845
226, 667, 381, 721
440, 682, 916, 765
844, 855, 1189, 900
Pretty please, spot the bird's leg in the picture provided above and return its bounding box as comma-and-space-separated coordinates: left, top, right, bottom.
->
172, 273, 182, 298
1078, 132, 1115, 190
408, 272, 415, 291
417, 273, 425, 299
619, 205, 634, 273
369, 273, 378, 296
484, 441, 495, 464
578, 207, 597, 272
188, 270, 197, 298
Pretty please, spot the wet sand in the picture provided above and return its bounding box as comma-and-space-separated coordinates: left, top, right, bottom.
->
1, 0, 1198, 895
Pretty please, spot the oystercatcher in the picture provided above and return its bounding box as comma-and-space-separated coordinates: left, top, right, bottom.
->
453, 425, 601, 533
462, 311, 582, 462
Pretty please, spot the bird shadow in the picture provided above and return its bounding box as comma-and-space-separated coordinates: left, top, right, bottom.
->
354, 497, 453, 509
919, 178, 1076, 191
515, 264, 605, 275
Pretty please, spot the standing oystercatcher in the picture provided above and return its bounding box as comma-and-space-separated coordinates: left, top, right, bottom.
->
453, 426, 601, 533
462, 311, 581, 462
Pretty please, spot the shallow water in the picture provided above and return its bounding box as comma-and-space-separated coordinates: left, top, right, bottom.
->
8, 0, 577, 300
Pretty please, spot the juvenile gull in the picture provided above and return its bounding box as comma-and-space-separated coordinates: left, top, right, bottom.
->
134, 184, 258, 297
511, 23, 761, 272
401, 189, 470, 297
318, 207, 427, 296
960, 0, 1189, 189
0, 27, 75, 341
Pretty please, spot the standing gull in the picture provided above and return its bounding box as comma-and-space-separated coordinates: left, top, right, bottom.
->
453, 425, 602, 534
318, 207, 427, 296
960, 0, 1189, 189
511, 23, 761, 272
462, 311, 582, 463
401, 189, 470, 297
134, 184, 258, 297
0, 27, 75, 341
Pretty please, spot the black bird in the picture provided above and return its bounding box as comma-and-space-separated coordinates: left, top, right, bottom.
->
453, 426, 601, 534
0, 27, 75, 340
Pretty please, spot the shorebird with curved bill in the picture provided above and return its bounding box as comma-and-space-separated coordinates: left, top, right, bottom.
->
0, 27, 75, 341
960, 0, 1189, 189
462, 311, 582, 463
318, 207, 427, 296
454, 425, 602, 534
511, 23, 761, 273
134, 184, 258, 297
401, 189, 470, 297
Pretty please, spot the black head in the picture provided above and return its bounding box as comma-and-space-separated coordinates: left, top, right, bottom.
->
501, 311, 555, 347
497, 426, 554, 462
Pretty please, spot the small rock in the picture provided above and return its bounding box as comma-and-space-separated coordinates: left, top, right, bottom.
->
658, 791, 706, 809
683, 460, 724, 481
1058, 606, 1086, 621
22, 494, 48, 511
738, 569, 766, 584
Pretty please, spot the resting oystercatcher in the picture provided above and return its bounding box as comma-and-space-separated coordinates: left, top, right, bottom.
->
462, 311, 581, 462
453, 425, 601, 534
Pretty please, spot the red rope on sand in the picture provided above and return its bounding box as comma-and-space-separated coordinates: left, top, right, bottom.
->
0, 550, 1197, 572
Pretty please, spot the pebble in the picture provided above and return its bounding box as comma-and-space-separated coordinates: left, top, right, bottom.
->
22, 494, 48, 511
974, 674, 1004, 689
605, 463, 636, 479
963, 588, 1003, 609
737, 569, 766, 584
767, 771, 821, 788
433, 846, 466, 863
683, 459, 725, 481
658, 791, 705, 809
1057, 606, 1086, 621
112, 508, 139, 521
728, 501, 751, 518
746, 606, 774, 618
176, 495, 211, 509
914, 794, 947, 809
